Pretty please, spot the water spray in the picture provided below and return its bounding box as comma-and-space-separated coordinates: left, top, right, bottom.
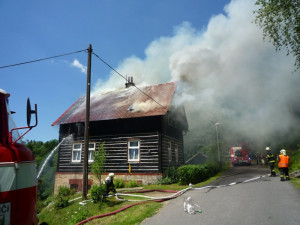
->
36, 134, 73, 179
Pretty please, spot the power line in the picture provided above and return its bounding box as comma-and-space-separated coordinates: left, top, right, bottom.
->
0, 47, 168, 111
92, 52, 168, 111
0, 49, 87, 69
92, 52, 127, 81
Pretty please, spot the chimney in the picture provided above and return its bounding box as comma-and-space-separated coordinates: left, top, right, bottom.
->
125, 76, 135, 88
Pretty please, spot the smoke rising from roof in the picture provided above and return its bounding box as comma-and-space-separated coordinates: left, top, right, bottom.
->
92, 0, 300, 149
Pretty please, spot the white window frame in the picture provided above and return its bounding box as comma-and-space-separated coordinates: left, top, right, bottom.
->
168, 141, 172, 162
175, 144, 179, 162
88, 142, 96, 162
72, 143, 82, 162
128, 139, 140, 162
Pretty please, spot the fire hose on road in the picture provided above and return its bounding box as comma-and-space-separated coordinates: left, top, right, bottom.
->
76, 174, 269, 225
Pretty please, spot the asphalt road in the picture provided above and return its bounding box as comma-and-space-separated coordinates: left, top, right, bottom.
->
141, 166, 300, 225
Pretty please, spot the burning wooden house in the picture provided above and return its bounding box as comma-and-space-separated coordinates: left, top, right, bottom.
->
52, 80, 188, 192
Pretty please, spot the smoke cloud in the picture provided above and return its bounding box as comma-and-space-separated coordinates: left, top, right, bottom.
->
92, 0, 300, 150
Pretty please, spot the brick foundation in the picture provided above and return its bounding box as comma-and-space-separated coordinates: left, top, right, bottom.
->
54, 172, 162, 194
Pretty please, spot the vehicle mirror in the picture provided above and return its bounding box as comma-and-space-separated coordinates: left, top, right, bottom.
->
27, 98, 32, 126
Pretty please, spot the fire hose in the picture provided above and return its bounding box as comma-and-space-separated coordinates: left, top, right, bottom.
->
75, 188, 191, 225
76, 174, 267, 225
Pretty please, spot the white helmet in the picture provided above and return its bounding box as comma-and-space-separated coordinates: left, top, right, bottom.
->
266, 147, 271, 151
280, 149, 286, 155
108, 173, 115, 177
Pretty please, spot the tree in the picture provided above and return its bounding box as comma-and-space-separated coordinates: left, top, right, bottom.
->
90, 142, 106, 203
91, 142, 106, 185
254, 0, 300, 70
25, 139, 59, 200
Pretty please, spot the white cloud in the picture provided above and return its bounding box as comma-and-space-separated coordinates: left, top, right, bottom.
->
71, 59, 87, 74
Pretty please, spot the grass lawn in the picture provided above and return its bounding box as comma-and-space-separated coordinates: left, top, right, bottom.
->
38, 197, 162, 225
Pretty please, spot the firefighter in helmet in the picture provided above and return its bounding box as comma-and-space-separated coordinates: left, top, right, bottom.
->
265, 147, 276, 177
277, 149, 290, 181
103, 173, 116, 197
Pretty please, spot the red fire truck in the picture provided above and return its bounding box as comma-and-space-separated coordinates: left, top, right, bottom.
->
0, 89, 38, 225
230, 146, 252, 166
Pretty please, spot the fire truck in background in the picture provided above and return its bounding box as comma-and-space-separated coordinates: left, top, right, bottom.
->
230, 146, 252, 166
0, 89, 38, 225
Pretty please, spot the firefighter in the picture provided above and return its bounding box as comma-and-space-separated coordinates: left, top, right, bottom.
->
265, 147, 276, 176
277, 149, 290, 181
104, 173, 116, 197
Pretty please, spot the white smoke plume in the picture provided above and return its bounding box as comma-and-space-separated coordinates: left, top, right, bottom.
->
92, 0, 300, 149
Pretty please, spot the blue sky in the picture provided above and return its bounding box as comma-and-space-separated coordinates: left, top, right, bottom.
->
1, 0, 230, 142
1, 0, 299, 145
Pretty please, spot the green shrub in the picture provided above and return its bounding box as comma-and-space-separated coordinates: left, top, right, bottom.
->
114, 178, 125, 188
125, 180, 139, 188
90, 184, 105, 203
289, 148, 300, 172
157, 177, 173, 185
54, 186, 74, 209
72, 206, 91, 223
163, 166, 177, 183
177, 163, 219, 185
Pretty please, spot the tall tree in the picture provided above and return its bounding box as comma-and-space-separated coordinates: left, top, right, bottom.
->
254, 0, 300, 70
91, 142, 106, 186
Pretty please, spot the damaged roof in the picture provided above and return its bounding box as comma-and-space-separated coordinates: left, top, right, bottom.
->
52, 82, 176, 125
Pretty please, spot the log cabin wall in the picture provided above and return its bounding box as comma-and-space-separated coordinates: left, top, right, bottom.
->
56, 113, 186, 175
160, 110, 186, 172
57, 132, 161, 173
161, 134, 184, 172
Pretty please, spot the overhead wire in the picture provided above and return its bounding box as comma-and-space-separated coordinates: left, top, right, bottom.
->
92, 51, 168, 111
0, 49, 87, 69
0, 47, 168, 111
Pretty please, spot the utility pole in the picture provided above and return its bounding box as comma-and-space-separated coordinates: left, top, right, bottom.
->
215, 122, 221, 167
82, 44, 92, 199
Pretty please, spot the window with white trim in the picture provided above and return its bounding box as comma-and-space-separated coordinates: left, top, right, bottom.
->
72, 143, 82, 162
128, 140, 140, 162
175, 144, 179, 162
88, 142, 96, 162
168, 141, 172, 162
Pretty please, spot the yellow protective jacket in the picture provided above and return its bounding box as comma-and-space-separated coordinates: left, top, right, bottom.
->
278, 155, 289, 168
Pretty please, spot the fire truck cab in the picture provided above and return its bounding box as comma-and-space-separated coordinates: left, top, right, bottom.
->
0, 89, 38, 225
230, 146, 252, 166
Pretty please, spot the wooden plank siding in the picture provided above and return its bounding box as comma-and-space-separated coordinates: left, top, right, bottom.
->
161, 134, 184, 172
57, 132, 161, 173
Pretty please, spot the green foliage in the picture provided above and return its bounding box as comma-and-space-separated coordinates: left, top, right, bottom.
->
177, 162, 219, 185
254, 0, 300, 70
157, 166, 178, 185
157, 177, 173, 185
125, 180, 139, 188
54, 186, 74, 209
114, 178, 125, 188
288, 147, 300, 172
25, 139, 58, 166
39, 197, 162, 225
163, 166, 178, 182
90, 184, 105, 203
72, 206, 91, 224
91, 142, 106, 185
25, 139, 59, 200
37, 195, 54, 213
